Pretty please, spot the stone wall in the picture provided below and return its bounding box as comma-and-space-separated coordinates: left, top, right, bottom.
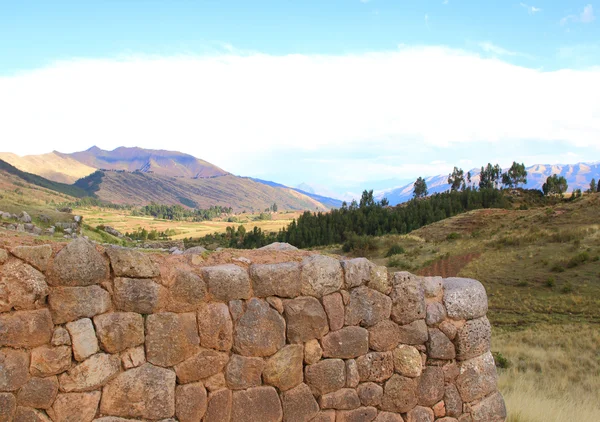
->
0, 239, 506, 422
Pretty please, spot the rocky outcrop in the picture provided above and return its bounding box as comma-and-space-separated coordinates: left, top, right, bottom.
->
0, 242, 506, 421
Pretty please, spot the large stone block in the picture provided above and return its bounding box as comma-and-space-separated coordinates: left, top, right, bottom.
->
113, 278, 167, 314
390, 272, 425, 325
48, 391, 101, 422
284, 296, 329, 344
300, 255, 343, 297
0, 393, 16, 422
263, 344, 303, 391
425, 302, 447, 326
304, 339, 323, 364
249, 262, 302, 298
406, 406, 434, 422
0, 309, 53, 348
444, 384, 463, 417
281, 383, 319, 422
230, 386, 282, 422
341, 258, 373, 289
368, 320, 401, 352
176, 383, 207, 422
94, 312, 144, 354
397, 319, 428, 345
201, 264, 251, 301
66, 318, 99, 362
233, 298, 285, 357
345, 286, 392, 328
16, 376, 58, 409
427, 328, 456, 360
470, 391, 506, 422
319, 388, 360, 410
455, 317, 491, 361
174, 349, 229, 384
100, 363, 176, 420
0, 348, 29, 392
51, 327, 71, 347
321, 326, 369, 359
225, 354, 265, 390
381, 374, 418, 413
197, 303, 233, 351
322, 292, 345, 331
58, 353, 121, 392
13, 407, 53, 422
30, 345, 71, 377
204, 389, 232, 422
346, 359, 359, 388
304, 359, 346, 396
335, 407, 378, 422
422, 276, 443, 298
50, 238, 109, 286
10, 245, 53, 272
356, 352, 394, 383
456, 352, 498, 403
357, 382, 383, 407
106, 247, 160, 278
374, 412, 404, 422
443, 278, 488, 320
417, 366, 445, 407
369, 265, 391, 295
120, 346, 145, 370
48, 286, 111, 324
392, 345, 422, 378
0, 259, 48, 312
145, 312, 199, 367
168, 270, 207, 312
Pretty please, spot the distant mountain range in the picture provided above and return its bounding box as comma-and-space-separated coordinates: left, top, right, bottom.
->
376, 162, 600, 205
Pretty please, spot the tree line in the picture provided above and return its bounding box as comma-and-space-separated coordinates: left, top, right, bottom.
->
132, 204, 233, 221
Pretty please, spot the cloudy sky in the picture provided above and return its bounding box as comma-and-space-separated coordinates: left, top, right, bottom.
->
1, 1, 599, 197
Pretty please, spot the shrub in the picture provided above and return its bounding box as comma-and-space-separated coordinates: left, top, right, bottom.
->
516, 280, 529, 287
561, 282, 574, 294
493, 351, 510, 369
342, 233, 377, 255
446, 232, 461, 240
385, 244, 405, 257
566, 252, 590, 269
550, 263, 565, 273
387, 256, 411, 270
545, 277, 555, 288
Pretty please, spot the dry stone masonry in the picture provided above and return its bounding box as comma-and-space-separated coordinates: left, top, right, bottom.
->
0, 239, 507, 422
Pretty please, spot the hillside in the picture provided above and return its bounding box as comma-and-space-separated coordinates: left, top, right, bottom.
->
250, 177, 343, 209
75, 170, 330, 211
378, 161, 600, 205
0, 151, 97, 184
62, 146, 229, 178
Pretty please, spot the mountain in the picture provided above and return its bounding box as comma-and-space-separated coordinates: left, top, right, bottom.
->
0, 152, 96, 184
61, 146, 229, 178
377, 161, 600, 205
251, 178, 343, 209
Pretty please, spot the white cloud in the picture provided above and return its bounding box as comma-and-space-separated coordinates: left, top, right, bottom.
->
477, 41, 534, 59
0, 47, 599, 174
520, 3, 542, 14
561, 4, 595, 25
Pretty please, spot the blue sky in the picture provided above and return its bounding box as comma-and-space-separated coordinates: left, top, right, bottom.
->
1, 1, 599, 198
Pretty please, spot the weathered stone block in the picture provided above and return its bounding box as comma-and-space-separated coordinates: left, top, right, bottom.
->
58, 353, 121, 392
50, 238, 109, 286
368, 320, 401, 352
204, 389, 232, 422
174, 349, 229, 384
16, 376, 58, 409
335, 406, 378, 422
390, 272, 425, 325
406, 406, 434, 422
312, 410, 336, 422
51, 327, 70, 347
106, 247, 160, 278
456, 352, 498, 403
0, 259, 48, 312
48, 391, 101, 422
444, 384, 463, 417
304, 339, 322, 364
439, 321, 458, 340
381, 374, 418, 413
13, 407, 52, 422
427, 328, 456, 360
233, 298, 285, 357
322, 292, 345, 331
417, 366, 445, 406
0, 348, 29, 392
304, 359, 346, 396
0, 393, 16, 422
319, 388, 360, 410
231, 386, 282, 422
470, 391, 506, 422
345, 286, 392, 327
120, 346, 145, 370
281, 383, 319, 422
357, 382, 383, 407
168, 270, 207, 312
100, 363, 176, 420
341, 258, 373, 289
10, 245, 53, 272
263, 344, 303, 391
146, 312, 199, 367
422, 276, 443, 298
300, 255, 343, 297
225, 354, 265, 390
94, 312, 144, 354
49, 286, 111, 324
201, 264, 251, 301
113, 278, 167, 314
284, 296, 329, 344
374, 411, 404, 422
197, 303, 233, 352
345, 359, 359, 388
30, 345, 71, 377
425, 302, 447, 326
66, 318, 99, 362
443, 278, 487, 320
249, 262, 301, 298
368, 265, 391, 295
0, 309, 53, 348
356, 351, 394, 383
321, 326, 368, 359
455, 317, 491, 361
392, 345, 422, 378
397, 319, 428, 345
176, 383, 207, 422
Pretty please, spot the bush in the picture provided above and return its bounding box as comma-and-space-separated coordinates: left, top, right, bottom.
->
385, 244, 405, 257
561, 282, 574, 294
446, 232, 461, 240
387, 256, 412, 270
342, 233, 377, 255
545, 277, 555, 288
566, 252, 590, 268
550, 263, 565, 273
493, 351, 510, 369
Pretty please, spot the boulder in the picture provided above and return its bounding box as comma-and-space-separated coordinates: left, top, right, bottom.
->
201, 264, 251, 301
373, 412, 404, 422
18, 212, 32, 223
417, 366, 445, 406
176, 383, 207, 422
51, 327, 71, 347
145, 312, 199, 367
183, 246, 207, 254
120, 346, 145, 370
168, 270, 207, 312
281, 383, 319, 422
249, 262, 302, 298
319, 388, 360, 410
230, 386, 283, 422
392, 345, 422, 378
197, 303, 233, 351
300, 255, 343, 297
470, 391, 506, 422
397, 319, 428, 345
381, 374, 418, 413
0, 348, 29, 392
12, 407, 52, 422
406, 406, 434, 422
258, 242, 298, 251
303, 339, 323, 364
66, 318, 99, 362
0, 259, 48, 312
335, 407, 378, 422
58, 353, 121, 392
113, 278, 167, 314
262, 344, 304, 391
356, 352, 395, 383
345, 359, 359, 388
321, 326, 369, 359
427, 328, 456, 360
425, 302, 447, 326
455, 317, 491, 361
456, 352, 498, 403
29, 345, 72, 377
94, 312, 144, 354
50, 238, 109, 286
443, 278, 488, 320
225, 354, 265, 390
174, 349, 229, 384
47, 391, 101, 422
390, 272, 425, 325
368, 320, 401, 352
16, 376, 58, 409
0, 309, 53, 348
368, 265, 391, 295
340, 258, 373, 289
422, 276, 443, 298
357, 382, 383, 407
304, 359, 346, 395
100, 363, 176, 420
0, 393, 16, 422
322, 292, 345, 331
233, 298, 286, 357
345, 286, 392, 328
105, 247, 160, 278
204, 389, 232, 422
48, 286, 111, 324
284, 296, 329, 344
444, 384, 463, 417
10, 245, 53, 272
